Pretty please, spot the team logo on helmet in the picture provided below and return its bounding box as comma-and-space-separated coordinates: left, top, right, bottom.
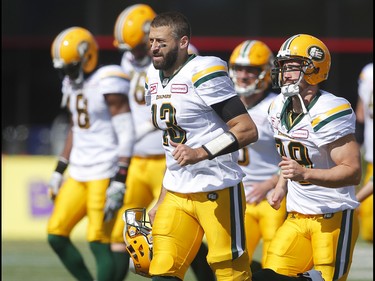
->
307, 46, 325, 61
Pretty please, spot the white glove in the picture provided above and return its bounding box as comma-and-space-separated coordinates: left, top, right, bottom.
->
103, 181, 125, 222
48, 171, 64, 201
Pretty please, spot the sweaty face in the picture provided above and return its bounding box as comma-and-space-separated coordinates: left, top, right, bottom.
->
149, 26, 179, 71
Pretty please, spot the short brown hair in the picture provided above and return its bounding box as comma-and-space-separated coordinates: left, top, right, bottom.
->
150, 11, 191, 40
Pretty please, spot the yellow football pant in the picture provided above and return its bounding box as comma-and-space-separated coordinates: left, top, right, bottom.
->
358, 163, 373, 242
47, 177, 113, 242
245, 197, 286, 266
264, 209, 359, 281
149, 183, 252, 281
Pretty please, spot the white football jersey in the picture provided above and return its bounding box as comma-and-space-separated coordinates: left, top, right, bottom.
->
61, 65, 130, 181
268, 90, 359, 214
358, 62, 373, 163
145, 55, 245, 193
120, 51, 164, 156
239, 93, 281, 187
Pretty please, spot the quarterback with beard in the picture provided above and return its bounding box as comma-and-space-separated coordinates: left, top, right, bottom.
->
111, 4, 215, 281
145, 11, 259, 281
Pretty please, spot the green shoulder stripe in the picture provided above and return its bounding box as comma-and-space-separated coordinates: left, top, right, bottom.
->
193, 71, 228, 88
313, 108, 352, 132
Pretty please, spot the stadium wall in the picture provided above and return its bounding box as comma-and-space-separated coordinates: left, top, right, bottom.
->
2, 155, 87, 240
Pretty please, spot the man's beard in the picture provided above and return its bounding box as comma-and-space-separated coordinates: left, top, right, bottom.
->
153, 46, 178, 71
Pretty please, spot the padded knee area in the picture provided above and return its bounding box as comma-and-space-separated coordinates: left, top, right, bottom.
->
150, 253, 187, 280
150, 253, 175, 274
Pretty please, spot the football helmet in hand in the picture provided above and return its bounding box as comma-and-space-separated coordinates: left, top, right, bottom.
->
123, 208, 153, 277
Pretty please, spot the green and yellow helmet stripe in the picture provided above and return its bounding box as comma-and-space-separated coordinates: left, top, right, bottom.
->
239, 41, 253, 58
312, 103, 352, 131
279, 34, 300, 53
113, 5, 138, 46
52, 27, 76, 60
192, 65, 227, 88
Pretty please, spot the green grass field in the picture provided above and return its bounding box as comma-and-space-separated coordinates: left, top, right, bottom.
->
2, 238, 372, 281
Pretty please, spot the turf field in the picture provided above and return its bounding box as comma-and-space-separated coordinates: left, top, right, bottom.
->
2, 238, 372, 281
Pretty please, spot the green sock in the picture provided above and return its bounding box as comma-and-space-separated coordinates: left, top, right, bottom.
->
250, 260, 263, 273
112, 250, 130, 281
47, 234, 93, 281
191, 243, 215, 281
89, 241, 116, 281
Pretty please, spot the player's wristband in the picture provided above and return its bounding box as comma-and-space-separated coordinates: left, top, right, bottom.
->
114, 162, 129, 183
55, 157, 69, 174
202, 132, 239, 160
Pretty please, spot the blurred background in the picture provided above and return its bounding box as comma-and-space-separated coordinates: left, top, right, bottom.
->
2, 0, 373, 156
1, 0, 373, 232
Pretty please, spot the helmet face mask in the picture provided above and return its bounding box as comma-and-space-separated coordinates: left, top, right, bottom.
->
54, 61, 82, 82
271, 58, 314, 89
229, 40, 273, 97
123, 208, 153, 278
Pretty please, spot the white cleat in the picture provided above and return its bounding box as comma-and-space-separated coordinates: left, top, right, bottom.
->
299, 269, 325, 281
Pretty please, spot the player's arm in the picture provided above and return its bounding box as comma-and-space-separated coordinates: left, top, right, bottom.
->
104, 93, 134, 165
171, 96, 258, 166
148, 186, 168, 225
282, 134, 362, 188
103, 93, 135, 222
204, 96, 258, 158
48, 117, 73, 201
267, 175, 287, 210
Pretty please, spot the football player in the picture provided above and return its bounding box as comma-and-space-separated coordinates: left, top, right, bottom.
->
254, 34, 361, 281
355, 62, 373, 242
47, 26, 135, 280
229, 40, 286, 271
111, 4, 214, 281
146, 11, 258, 281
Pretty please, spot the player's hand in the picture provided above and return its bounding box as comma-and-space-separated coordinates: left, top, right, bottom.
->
103, 181, 125, 222
170, 139, 205, 166
48, 171, 64, 201
266, 186, 285, 210
279, 156, 306, 181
